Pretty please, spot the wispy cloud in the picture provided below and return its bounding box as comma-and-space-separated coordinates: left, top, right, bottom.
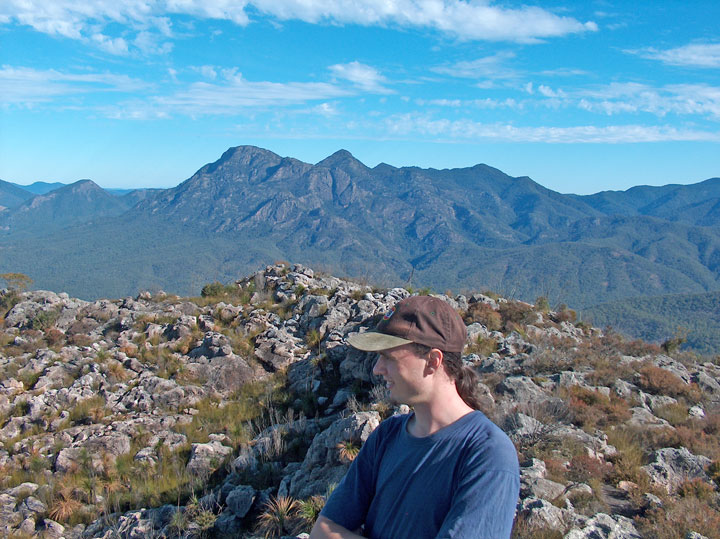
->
415, 97, 521, 109
329, 62, 392, 93
105, 70, 351, 118
383, 113, 720, 143
0, 65, 149, 106
1, 0, 597, 54
630, 42, 720, 68
432, 52, 519, 81
574, 82, 720, 119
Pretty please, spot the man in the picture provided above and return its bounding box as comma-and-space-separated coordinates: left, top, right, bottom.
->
310, 295, 520, 539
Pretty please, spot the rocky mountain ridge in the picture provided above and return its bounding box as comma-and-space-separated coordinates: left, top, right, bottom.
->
2, 145, 720, 312
1, 264, 719, 538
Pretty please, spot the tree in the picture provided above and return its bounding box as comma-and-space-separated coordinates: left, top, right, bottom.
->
0, 272, 32, 292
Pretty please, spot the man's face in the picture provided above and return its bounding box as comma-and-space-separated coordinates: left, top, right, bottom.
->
372, 343, 430, 406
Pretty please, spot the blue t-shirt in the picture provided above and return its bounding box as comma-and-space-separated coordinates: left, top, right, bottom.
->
321, 411, 520, 538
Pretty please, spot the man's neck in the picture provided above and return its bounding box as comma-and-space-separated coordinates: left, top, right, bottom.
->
408, 394, 474, 438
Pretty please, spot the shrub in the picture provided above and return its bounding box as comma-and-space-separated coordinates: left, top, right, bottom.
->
466, 336, 498, 357
637, 497, 720, 539
298, 495, 326, 530
201, 281, 234, 298
69, 396, 109, 425
31, 309, 60, 330
566, 386, 631, 429
255, 496, 302, 538
499, 301, 536, 329
463, 302, 502, 331
636, 365, 701, 401
567, 454, 611, 483
534, 296, 550, 312
48, 486, 83, 523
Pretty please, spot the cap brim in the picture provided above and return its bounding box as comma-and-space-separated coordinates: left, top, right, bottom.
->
347, 331, 413, 352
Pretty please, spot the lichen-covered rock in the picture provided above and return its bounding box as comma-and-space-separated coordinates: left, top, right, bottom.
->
642, 447, 711, 493
564, 512, 641, 538
288, 411, 380, 498
186, 440, 233, 477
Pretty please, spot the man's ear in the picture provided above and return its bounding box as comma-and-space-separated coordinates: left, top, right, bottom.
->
426, 348, 444, 373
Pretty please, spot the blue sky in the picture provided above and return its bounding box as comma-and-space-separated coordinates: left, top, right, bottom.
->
1, 1, 719, 195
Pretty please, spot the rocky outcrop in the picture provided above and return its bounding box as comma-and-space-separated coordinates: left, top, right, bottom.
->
1, 263, 718, 538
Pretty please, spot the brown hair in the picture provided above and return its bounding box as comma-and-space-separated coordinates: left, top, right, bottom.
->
413, 343, 484, 410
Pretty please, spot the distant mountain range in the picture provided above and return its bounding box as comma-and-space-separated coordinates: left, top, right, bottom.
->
1, 146, 719, 329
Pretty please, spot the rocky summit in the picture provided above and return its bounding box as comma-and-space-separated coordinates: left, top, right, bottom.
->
0, 263, 719, 538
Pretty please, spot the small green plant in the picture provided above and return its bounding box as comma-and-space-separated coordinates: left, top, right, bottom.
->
298, 495, 326, 529
31, 309, 60, 330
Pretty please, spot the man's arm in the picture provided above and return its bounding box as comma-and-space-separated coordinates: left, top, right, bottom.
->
310, 516, 365, 539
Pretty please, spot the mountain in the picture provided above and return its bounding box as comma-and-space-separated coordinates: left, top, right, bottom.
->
0, 179, 34, 210
9, 180, 66, 195
0, 145, 719, 314
0, 179, 136, 235
575, 177, 720, 226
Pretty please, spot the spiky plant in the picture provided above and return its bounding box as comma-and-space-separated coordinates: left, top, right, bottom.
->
255, 496, 301, 538
336, 440, 360, 463
48, 487, 82, 523
298, 495, 326, 529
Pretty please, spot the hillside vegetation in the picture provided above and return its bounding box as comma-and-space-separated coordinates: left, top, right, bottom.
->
584, 291, 720, 356
1, 263, 719, 538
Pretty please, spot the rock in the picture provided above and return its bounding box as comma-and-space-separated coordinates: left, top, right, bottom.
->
517, 497, 569, 531
497, 376, 549, 404
520, 458, 547, 480
17, 495, 47, 517
19, 517, 36, 534
685, 532, 709, 539
186, 440, 233, 477
642, 447, 711, 493
225, 485, 256, 518
521, 476, 567, 501
693, 371, 720, 400
688, 405, 705, 418
214, 510, 243, 535
41, 518, 66, 538
288, 411, 380, 498
627, 407, 671, 429
564, 513, 641, 538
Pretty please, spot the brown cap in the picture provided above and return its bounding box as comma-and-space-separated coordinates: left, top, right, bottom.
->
347, 296, 467, 353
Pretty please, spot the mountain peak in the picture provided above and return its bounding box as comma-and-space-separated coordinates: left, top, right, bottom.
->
315, 149, 368, 170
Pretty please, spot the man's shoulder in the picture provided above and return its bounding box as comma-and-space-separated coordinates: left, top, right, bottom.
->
461, 411, 519, 473
374, 412, 409, 437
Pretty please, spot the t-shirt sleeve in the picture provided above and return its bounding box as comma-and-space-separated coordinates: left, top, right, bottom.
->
435, 436, 520, 538
319, 425, 381, 531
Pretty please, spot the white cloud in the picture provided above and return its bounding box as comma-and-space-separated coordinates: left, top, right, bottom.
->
329, 62, 392, 93
1, 0, 597, 51
573, 82, 720, 119
91, 33, 129, 55
432, 52, 518, 80
383, 113, 720, 143
633, 43, 720, 68
0, 65, 149, 106
537, 84, 565, 98
416, 97, 521, 109
104, 74, 352, 118
250, 0, 597, 42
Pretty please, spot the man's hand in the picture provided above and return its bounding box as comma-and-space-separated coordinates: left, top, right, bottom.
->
310, 516, 365, 538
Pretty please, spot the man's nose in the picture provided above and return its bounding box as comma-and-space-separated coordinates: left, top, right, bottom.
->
372, 355, 385, 376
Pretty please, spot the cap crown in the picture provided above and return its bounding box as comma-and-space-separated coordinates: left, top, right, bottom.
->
376, 296, 466, 353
